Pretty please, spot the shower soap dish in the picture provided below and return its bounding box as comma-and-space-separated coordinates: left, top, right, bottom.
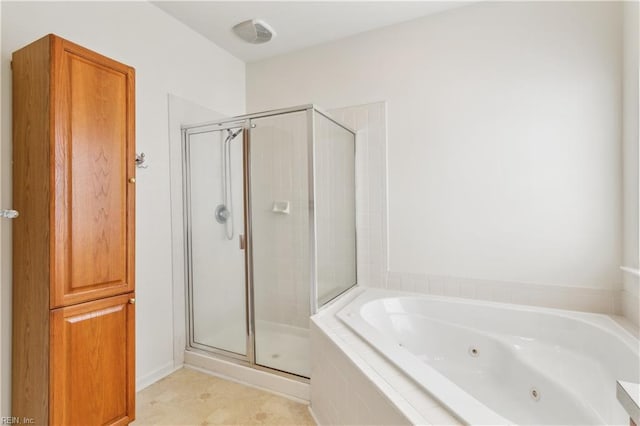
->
272, 201, 290, 215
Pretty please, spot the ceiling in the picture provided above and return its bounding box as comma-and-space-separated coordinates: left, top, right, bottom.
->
152, 1, 469, 62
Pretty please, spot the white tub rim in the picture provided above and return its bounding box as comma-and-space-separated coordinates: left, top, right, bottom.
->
341, 290, 639, 353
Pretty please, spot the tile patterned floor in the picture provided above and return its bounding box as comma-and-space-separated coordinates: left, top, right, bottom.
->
133, 367, 315, 426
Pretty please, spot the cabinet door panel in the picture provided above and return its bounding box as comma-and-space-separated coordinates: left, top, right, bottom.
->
51, 38, 135, 308
50, 293, 135, 425
69, 54, 127, 290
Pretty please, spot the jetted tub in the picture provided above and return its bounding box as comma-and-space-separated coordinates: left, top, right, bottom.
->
337, 292, 639, 425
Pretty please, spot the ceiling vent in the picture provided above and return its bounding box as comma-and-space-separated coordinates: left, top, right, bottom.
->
232, 19, 276, 44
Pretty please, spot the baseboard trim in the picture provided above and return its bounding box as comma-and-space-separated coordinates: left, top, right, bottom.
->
136, 361, 182, 392
308, 405, 325, 426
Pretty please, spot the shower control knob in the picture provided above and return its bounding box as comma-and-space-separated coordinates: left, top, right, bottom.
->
128, 177, 136, 183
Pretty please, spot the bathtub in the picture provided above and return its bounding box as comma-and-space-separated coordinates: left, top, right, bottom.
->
336, 291, 639, 425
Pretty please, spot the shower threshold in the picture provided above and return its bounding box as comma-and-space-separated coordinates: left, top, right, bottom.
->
195, 320, 310, 379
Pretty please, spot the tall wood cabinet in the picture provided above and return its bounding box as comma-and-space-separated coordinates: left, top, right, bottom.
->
12, 34, 136, 425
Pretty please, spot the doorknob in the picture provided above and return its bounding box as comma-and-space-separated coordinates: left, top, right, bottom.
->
0, 209, 19, 219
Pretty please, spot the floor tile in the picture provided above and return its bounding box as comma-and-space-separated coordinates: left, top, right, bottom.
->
134, 368, 315, 426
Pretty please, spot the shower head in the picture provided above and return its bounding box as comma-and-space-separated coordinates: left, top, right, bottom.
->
225, 128, 243, 142
219, 127, 241, 241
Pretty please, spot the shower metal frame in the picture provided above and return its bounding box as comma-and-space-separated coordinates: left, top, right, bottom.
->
181, 104, 357, 381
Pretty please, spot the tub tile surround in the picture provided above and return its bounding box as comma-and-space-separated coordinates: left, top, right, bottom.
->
310, 287, 463, 426
622, 273, 640, 328
386, 271, 621, 315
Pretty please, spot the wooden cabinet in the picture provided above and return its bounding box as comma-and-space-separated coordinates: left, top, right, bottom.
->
50, 36, 135, 308
12, 34, 135, 425
50, 294, 135, 426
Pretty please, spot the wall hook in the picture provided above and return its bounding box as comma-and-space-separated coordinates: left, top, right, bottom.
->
0, 209, 19, 219
135, 152, 148, 169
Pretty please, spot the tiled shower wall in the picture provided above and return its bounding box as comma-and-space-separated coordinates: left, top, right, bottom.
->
251, 111, 311, 328
329, 102, 623, 317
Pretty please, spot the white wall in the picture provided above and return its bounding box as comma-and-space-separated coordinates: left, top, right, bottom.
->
247, 2, 623, 291
622, 0, 640, 327
167, 94, 225, 377
0, 1, 4, 414
1, 1, 245, 414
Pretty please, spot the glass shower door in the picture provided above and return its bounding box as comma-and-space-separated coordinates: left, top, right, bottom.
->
182, 105, 356, 379
314, 111, 357, 305
185, 128, 247, 356
249, 111, 311, 377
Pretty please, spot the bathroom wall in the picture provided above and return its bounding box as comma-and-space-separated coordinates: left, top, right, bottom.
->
0, 1, 4, 412
167, 95, 227, 374
247, 2, 624, 296
0, 1, 245, 414
622, 0, 640, 327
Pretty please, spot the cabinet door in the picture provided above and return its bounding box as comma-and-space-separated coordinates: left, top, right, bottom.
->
50, 293, 135, 426
51, 36, 135, 308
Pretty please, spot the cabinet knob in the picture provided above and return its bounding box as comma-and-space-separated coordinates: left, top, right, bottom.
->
128, 298, 136, 304
128, 177, 136, 183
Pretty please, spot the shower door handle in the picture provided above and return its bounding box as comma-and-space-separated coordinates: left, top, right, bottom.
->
239, 234, 246, 250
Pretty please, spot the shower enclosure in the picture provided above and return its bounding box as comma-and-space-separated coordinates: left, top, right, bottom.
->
182, 105, 357, 378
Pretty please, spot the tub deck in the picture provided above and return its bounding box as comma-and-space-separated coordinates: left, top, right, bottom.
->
311, 286, 640, 426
